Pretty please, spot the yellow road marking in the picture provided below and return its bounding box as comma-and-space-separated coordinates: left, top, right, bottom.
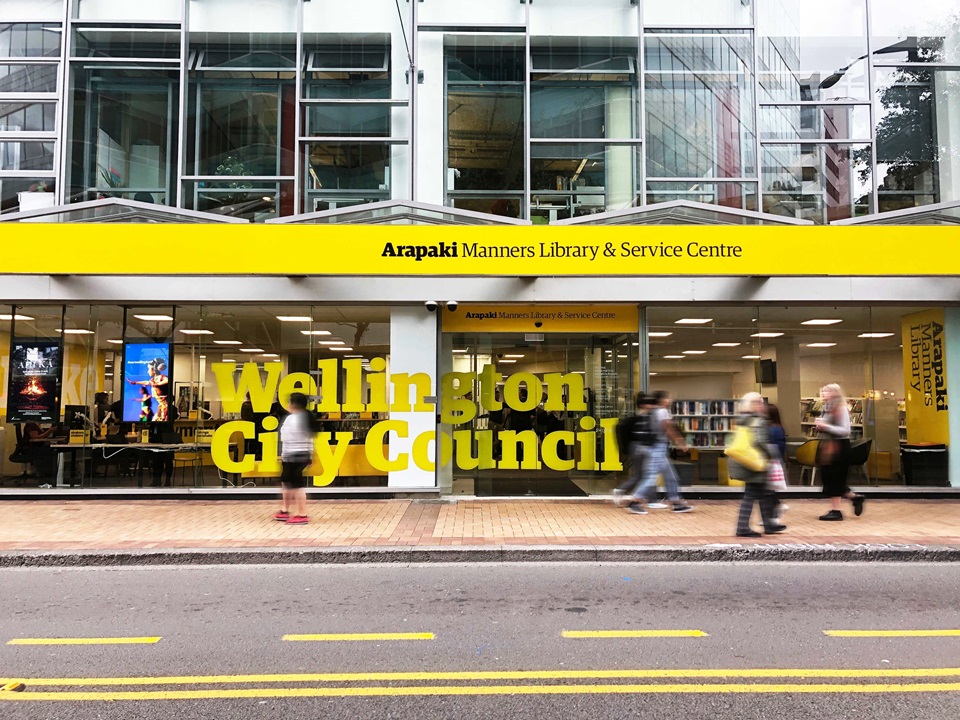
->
562, 630, 707, 639
4, 682, 960, 701
6, 638, 161, 646
11, 667, 960, 687
825, 630, 960, 638
282, 633, 434, 642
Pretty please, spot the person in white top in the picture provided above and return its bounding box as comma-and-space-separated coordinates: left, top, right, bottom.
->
815, 383, 865, 521
274, 392, 316, 525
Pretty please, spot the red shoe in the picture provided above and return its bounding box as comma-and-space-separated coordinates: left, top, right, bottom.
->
286, 515, 309, 525
273, 511, 290, 521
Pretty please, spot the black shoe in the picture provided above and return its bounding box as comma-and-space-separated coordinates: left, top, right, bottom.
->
765, 525, 788, 534
626, 502, 647, 515
819, 510, 843, 521
736, 529, 761, 538
852, 495, 865, 517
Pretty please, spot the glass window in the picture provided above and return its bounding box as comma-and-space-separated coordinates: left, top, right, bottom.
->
761, 143, 872, 223
0, 177, 55, 213
0, 63, 58, 93
870, 0, 960, 64
193, 86, 285, 177
645, 31, 757, 179
0, 101, 56, 132
304, 104, 391, 138
72, 27, 181, 59
0, 23, 61, 58
67, 67, 178, 204
0, 140, 54, 171
757, 0, 869, 102
183, 179, 293, 221
303, 142, 402, 210
644, 0, 753, 26
760, 105, 871, 141
449, 196, 523, 219
874, 67, 960, 211
530, 0, 639, 39
646, 181, 758, 211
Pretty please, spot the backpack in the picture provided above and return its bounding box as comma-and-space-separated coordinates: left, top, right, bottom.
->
616, 413, 657, 458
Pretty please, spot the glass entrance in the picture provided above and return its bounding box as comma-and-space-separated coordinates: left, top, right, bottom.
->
444, 331, 636, 496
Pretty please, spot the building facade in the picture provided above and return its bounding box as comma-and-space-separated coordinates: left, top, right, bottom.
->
0, 0, 958, 495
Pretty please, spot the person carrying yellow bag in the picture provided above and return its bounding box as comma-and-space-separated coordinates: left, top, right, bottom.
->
726, 392, 786, 538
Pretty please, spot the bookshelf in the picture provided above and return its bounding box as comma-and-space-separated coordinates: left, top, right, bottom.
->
671, 399, 738, 450
799, 397, 864, 441
898, 399, 906, 442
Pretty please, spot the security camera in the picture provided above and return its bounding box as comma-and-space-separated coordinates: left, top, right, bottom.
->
445, 301, 458, 312
424, 300, 438, 312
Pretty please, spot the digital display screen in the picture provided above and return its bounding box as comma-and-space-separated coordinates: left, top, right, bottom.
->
122, 342, 172, 423
6, 339, 62, 422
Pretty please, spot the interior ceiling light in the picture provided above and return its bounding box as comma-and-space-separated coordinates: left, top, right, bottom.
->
649, 372, 658, 376
277, 316, 312, 322
58, 329, 94, 334
742, 355, 761, 359
617, 354, 627, 358
345, 355, 364, 359
648, 332, 673, 337
859, 332, 894, 338
750, 332, 784, 338
802, 319, 843, 325
300, 330, 332, 336
682, 350, 706, 355
222, 359, 237, 363
330, 347, 353, 351
663, 355, 686, 359
504, 354, 525, 358
133, 314, 173, 321
712, 342, 741, 347
319, 340, 344, 345
674, 318, 712, 325
213, 340, 242, 345
240, 348, 264, 353
806, 343, 837, 348
0, 314, 33, 321
499, 359, 517, 363
179, 329, 214, 335
107, 339, 123, 344
452, 349, 468, 354
260, 353, 280, 358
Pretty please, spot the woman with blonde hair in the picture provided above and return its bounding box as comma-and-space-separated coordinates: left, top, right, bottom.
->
815, 383, 865, 521
730, 392, 785, 537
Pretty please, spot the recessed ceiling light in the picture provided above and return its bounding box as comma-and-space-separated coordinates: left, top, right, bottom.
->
632, 342, 640, 346
499, 359, 517, 363
0, 314, 33, 321
682, 350, 707, 355
712, 342, 741, 347
742, 355, 761, 359
664, 355, 686, 359
58, 328, 94, 334
199, 355, 206, 359
859, 332, 895, 338
300, 330, 332, 336
260, 353, 280, 358
271, 359, 282, 362
107, 339, 123, 344
648, 332, 673, 337
802, 319, 843, 326
179, 329, 214, 335
617, 354, 627, 358
504, 354, 524, 358
649, 372, 658, 376
452, 349, 468, 354
572, 370, 585, 374
330, 347, 354, 351
213, 340, 242, 345
277, 316, 312, 322
318, 340, 344, 345
750, 332, 784, 338
674, 318, 713, 325
240, 348, 264, 353
133, 314, 173, 321
222, 358, 236, 363
104, 373, 113, 377
806, 343, 837, 348
344, 355, 364, 358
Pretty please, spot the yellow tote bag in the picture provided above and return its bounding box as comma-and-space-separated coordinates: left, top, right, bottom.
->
724, 425, 767, 472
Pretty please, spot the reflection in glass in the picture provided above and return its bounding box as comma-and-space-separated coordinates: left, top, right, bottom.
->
644, 0, 753, 26
870, 0, 960, 64
762, 143, 872, 223
0, 177, 55, 213
760, 105, 871, 141
68, 67, 177, 204
303, 142, 395, 211
72, 27, 181, 59
645, 31, 756, 179
184, 180, 292, 221
195, 87, 286, 177
0, 23, 61, 57
647, 181, 758, 211
0, 140, 54, 171
0, 101, 56, 132
757, 0, 869, 102
450, 196, 523, 219
0, 64, 57, 93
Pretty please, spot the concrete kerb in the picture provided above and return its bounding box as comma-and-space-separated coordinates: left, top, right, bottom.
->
2, 544, 960, 567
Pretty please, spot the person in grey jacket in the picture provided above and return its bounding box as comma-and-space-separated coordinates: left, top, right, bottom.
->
730, 393, 786, 538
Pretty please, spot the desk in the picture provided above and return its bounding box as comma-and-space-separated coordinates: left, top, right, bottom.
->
49, 443, 239, 488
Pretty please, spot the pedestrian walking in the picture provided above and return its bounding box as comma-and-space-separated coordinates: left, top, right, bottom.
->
625, 390, 694, 515
816, 383, 865, 521
766, 404, 789, 523
612, 393, 657, 506
728, 392, 785, 537
274, 392, 316, 525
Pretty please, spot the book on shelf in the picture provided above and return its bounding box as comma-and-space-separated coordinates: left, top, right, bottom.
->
671, 399, 738, 449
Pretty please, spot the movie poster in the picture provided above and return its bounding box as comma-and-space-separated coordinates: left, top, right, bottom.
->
7, 339, 62, 422
122, 342, 172, 423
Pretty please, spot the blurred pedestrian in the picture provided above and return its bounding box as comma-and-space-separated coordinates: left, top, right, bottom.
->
612, 393, 656, 506
729, 393, 785, 537
766, 404, 789, 523
816, 383, 864, 521
274, 392, 316, 525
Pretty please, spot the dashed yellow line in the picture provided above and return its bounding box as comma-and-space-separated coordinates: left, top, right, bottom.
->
825, 630, 960, 638
282, 633, 434, 642
562, 630, 707, 639
4, 682, 960, 701
6, 637, 161, 646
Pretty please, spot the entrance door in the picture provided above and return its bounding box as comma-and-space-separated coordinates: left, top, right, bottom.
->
443, 332, 636, 496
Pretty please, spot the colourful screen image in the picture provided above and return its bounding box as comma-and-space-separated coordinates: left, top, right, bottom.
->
122, 342, 172, 423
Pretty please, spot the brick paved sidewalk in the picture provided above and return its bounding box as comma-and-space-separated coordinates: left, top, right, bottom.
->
0, 498, 957, 552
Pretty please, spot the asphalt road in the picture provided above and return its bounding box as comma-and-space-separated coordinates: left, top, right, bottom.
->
2, 562, 960, 719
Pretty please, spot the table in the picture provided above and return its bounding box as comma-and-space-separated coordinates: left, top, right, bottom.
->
48, 443, 240, 488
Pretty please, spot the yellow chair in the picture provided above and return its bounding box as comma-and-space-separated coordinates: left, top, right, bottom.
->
794, 439, 820, 486
173, 450, 202, 486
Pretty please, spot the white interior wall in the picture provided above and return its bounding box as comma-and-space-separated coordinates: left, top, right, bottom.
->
77, 0, 180, 21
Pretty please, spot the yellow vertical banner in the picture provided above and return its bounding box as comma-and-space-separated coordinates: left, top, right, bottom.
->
901, 309, 949, 444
